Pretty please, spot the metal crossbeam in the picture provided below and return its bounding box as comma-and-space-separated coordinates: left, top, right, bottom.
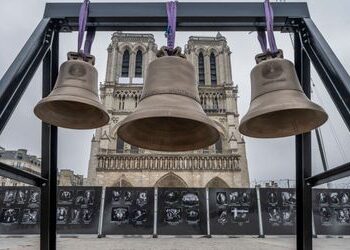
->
306, 162, 350, 187
0, 162, 47, 187
44, 2, 309, 31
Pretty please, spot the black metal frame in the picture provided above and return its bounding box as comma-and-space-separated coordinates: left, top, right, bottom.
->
0, 2, 349, 250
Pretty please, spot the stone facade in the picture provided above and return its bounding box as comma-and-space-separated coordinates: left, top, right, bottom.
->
57, 169, 84, 186
87, 32, 249, 188
0, 147, 41, 186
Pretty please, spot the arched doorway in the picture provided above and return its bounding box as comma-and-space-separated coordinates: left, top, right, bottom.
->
206, 177, 229, 188
155, 172, 188, 187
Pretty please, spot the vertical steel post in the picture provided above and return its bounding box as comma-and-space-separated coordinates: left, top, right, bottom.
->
295, 31, 313, 250
153, 187, 158, 238
40, 31, 59, 250
256, 187, 264, 238
97, 187, 106, 238
205, 187, 211, 237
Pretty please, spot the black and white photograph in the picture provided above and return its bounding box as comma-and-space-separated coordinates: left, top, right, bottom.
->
217, 210, 228, 226
230, 207, 249, 224
267, 192, 278, 206
330, 192, 340, 205
111, 207, 129, 224
16, 190, 28, 204
281, 207, 295, 225
165, 207, 182, 225
268, 207, 282, 226
28, 190, 40, 205
186, 209, 200, 224
124, 191, 132, 204
216, 192, 227, 206
281, 192, 296, 206
81, 209, 93, 224
75, 190, 95, 206
57, 207, 68, 224
21, 209, 38, 224
319, 192, 328, 204
136, 192, 147, 207
164, 191, 180, 204
335, 208, 350, 224
131, 209, 148, 225
319, 207, 332, 225
340, 193, 350, 205
3, 190, 16, 205
0, 208, 19, 224
182, 192, 199, 207
69, 209, 81, 224
112, 190, 122, 203
58, 190, 73, 204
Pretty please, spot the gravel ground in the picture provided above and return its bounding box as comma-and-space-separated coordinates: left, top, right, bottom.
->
0, 236, 350, 250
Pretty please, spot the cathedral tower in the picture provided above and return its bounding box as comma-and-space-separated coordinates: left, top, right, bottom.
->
87, 32, 249, 188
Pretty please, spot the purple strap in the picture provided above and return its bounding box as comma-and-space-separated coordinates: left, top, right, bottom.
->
257, 30, 268, 53
264, 0, 278, 53
165, 1, 177, 49
78, 0, 95, 56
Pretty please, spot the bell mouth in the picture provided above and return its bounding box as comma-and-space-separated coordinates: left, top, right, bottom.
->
117, 93, 220, 151
239, 108, 328, 138
34, 95, 110, 129
239, 89, 328, 138
118, 116, 220, 152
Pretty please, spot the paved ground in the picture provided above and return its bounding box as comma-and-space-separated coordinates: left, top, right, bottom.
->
0, 236, 350, 250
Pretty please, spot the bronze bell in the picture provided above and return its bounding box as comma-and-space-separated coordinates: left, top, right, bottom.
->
239, 50, 328, 138
117, 48, 220, 151
34, 52, 109, 129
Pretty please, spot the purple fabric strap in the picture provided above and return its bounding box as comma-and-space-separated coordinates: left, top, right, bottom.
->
78, 0, 95, 56
165, 1, 177, 49
258, 0, 278, 53
257, 30, 268, 53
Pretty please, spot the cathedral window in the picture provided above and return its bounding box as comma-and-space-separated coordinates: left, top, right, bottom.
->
135, 50, 143, 78
210, 52, 217, 85
198, 52, 205, 85
121, 49, 130, 77
215, 139, 222, 153
116, 137, 125, 153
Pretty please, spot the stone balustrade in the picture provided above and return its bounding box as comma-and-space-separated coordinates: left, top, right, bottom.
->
96, 153, 240, 171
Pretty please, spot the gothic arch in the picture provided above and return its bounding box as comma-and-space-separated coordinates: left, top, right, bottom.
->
114, 175, 133, 187
132, 45, 147, 54
208, 48, 219, 56
155, 172, 188, 188
206, 177, 229, 188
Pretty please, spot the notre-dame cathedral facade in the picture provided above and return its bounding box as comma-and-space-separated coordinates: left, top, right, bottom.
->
87, 32, 249, 188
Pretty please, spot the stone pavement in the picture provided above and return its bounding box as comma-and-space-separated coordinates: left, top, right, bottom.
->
0, 236, 350, 250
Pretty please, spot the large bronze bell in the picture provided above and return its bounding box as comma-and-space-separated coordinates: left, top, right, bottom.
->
239, 51, 328, 138
34, 52, 109, 129
117, 48, 220, 151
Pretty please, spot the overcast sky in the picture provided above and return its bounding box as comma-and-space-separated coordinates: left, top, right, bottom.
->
0, 0, 349, 185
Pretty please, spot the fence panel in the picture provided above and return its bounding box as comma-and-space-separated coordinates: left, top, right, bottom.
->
209, 188, 259, 235
259, 188, 296, 235
0, 187, 40, 234
157, 188, 207, 235
102, 187, 154, 235
313, 189, 350, 235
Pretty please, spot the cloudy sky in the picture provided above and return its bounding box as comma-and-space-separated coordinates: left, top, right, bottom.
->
0, 0, 349, 185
